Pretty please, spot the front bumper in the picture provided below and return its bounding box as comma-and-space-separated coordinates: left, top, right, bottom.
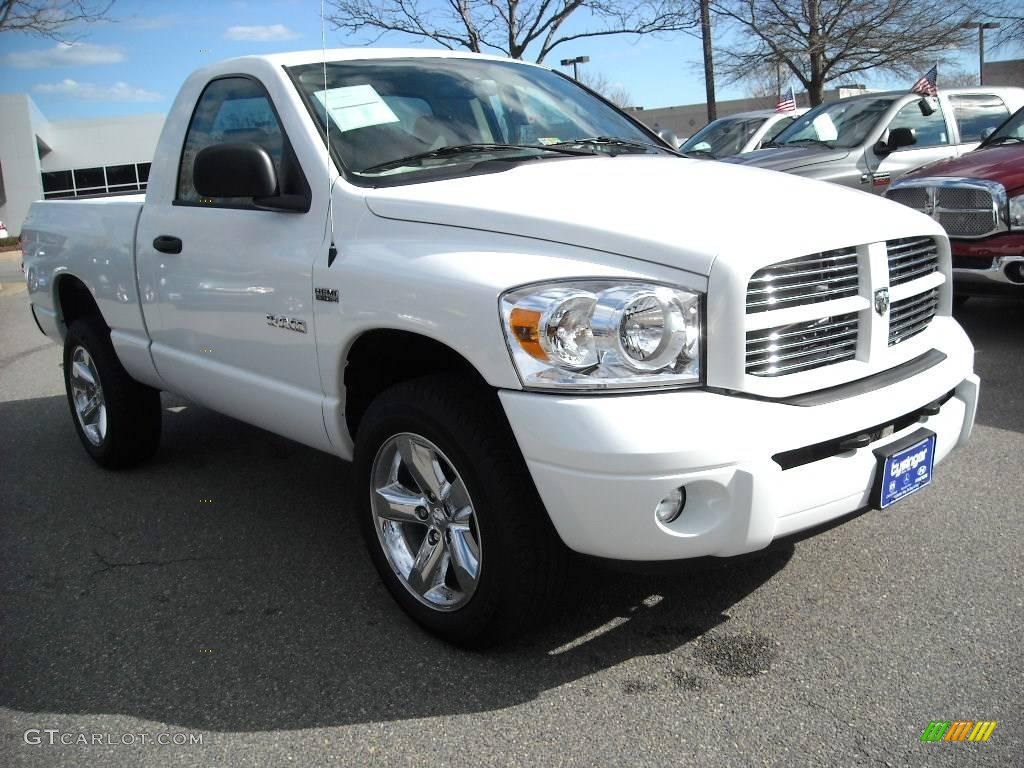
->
952, 234, 1024, 296
499, 319, 978, 561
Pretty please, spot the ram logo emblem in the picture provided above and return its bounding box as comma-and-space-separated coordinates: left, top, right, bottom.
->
874, 288, 890, 316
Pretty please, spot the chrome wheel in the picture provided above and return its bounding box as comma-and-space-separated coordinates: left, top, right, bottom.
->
70, 345, 107, 446
370, 433, 482, 611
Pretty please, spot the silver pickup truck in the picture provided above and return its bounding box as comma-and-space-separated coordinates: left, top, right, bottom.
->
729, 87, 1024, 192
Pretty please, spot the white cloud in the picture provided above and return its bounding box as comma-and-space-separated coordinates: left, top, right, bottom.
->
224, 24, 299, 42
5, 42, 124, 69
33, 80, 162, 102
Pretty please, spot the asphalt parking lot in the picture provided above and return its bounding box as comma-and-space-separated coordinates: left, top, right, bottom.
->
1, 270, 1021, 768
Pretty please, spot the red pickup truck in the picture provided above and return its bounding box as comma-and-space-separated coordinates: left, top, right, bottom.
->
886, 105, 1024, 304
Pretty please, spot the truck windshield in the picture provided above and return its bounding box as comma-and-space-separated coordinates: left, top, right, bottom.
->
771, 96, 899, 149
679, 116, 765, 157
982, 106, 1024, 146
287, 57, 666, 182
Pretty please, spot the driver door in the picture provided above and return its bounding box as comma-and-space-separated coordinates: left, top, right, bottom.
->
137, 75, 331, 451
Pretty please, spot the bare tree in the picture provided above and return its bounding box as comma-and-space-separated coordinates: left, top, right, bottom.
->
0, 0, 113, 38
711, 0, 980, 106
698, 0, 715, 120
326, 0, 696, 63
941, 67, 980, 87
577, 69, 632, 106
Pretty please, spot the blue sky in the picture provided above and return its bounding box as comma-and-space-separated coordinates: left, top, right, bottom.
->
0, 0, 1011, 121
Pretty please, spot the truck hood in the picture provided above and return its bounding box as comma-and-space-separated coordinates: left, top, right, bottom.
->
724, 145, 851, 172
363, 155, 922, 276
905, 145, 1024, 193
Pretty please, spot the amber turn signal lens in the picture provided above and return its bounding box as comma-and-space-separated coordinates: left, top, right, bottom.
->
509, 307, 547, 361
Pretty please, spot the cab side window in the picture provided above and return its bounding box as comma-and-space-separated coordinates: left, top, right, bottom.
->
177, 77, 305, 206
886, 100, 950, 149
949, 94, 1009, 142
764, 115, 797, 144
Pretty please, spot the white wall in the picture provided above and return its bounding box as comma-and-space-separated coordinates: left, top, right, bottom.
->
0, 94, 46, 237
0, 95, 165, 236
40, 114, 165, 172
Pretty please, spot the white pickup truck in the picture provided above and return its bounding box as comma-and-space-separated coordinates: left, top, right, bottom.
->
23, 49, 979, 646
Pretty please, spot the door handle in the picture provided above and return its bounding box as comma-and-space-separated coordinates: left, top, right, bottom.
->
153, 235, 182, 254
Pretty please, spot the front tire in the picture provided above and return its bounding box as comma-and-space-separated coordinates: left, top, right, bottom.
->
63, 316, 162, 468
353, 375, 567, 647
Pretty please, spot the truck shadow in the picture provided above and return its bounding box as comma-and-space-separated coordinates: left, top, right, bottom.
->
954, 297, 1024, 434
0, 394, 792, 732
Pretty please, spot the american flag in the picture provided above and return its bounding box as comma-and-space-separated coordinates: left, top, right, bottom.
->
911, 65, 938, 96
775, 85, 796, 113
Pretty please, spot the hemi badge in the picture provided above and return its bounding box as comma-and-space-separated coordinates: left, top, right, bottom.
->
315, 287, 339, 303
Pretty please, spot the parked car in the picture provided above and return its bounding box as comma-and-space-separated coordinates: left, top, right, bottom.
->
21, 49, 979, 646
0, 221, 8, 238
679, 108, 808, 158
727, 88, 1024, 193
885, 105, 1024, 303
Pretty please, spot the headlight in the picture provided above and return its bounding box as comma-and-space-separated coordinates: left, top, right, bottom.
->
1010, 193, 1024, 230
501, 280, 702, 391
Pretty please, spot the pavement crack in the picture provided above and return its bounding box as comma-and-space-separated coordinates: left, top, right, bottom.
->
0, 343, 53, 370
91, 548, 234, 577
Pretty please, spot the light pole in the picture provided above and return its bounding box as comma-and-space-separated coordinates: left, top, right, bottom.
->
560, 55, 590, 80
961, 22, 1001, 85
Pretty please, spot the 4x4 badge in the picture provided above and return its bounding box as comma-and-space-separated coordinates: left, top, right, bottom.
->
874, 288, 890, 315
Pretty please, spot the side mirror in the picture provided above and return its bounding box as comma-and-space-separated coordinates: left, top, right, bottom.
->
980, 126, 996, 140
194, 142, 278, 199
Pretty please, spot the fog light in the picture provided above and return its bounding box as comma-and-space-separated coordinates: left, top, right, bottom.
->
1004, 259, 1024, 284
655, 487, 687, 524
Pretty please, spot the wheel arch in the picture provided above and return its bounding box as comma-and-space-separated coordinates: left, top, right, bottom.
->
342, 328, 492, 441
54, 273, 107, 339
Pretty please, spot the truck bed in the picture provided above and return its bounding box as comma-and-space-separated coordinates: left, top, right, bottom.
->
22, 195, 151, 375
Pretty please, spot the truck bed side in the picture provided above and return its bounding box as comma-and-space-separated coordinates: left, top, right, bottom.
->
22, 195, 164, 389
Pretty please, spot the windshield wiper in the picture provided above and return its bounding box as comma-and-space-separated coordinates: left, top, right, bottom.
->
985, 135, 1023, 145
548, 136, 676, 155
681, 148, 716, 159
359, 143, 593, 174
782, 138, 836, 149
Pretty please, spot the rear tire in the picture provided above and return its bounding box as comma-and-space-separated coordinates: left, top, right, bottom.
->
63, 316, 161, 469
353, 375, 567, 647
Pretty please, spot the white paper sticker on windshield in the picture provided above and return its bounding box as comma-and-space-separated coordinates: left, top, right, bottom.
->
811, 113, 838, 142
313, 85, 400, 133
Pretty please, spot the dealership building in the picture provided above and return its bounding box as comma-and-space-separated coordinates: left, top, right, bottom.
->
0, 93, 164, 236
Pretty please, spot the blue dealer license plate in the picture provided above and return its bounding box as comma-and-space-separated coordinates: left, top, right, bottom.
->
872, 429, 936, 510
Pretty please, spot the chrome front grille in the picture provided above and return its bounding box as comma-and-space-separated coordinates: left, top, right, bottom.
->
884, 178, 1006, 239
889, 289, 938, 346
886, 187, 929, 209
937, 210, 997, 238
745, 238, 944, 378
887, 236, 939, 286
745, 246, 858, 314
936, 187, 991, 209
746, 313, 859, 376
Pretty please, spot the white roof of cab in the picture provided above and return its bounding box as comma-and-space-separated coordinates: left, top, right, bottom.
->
246, 47, 532, 68
715, 108, 809, 120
